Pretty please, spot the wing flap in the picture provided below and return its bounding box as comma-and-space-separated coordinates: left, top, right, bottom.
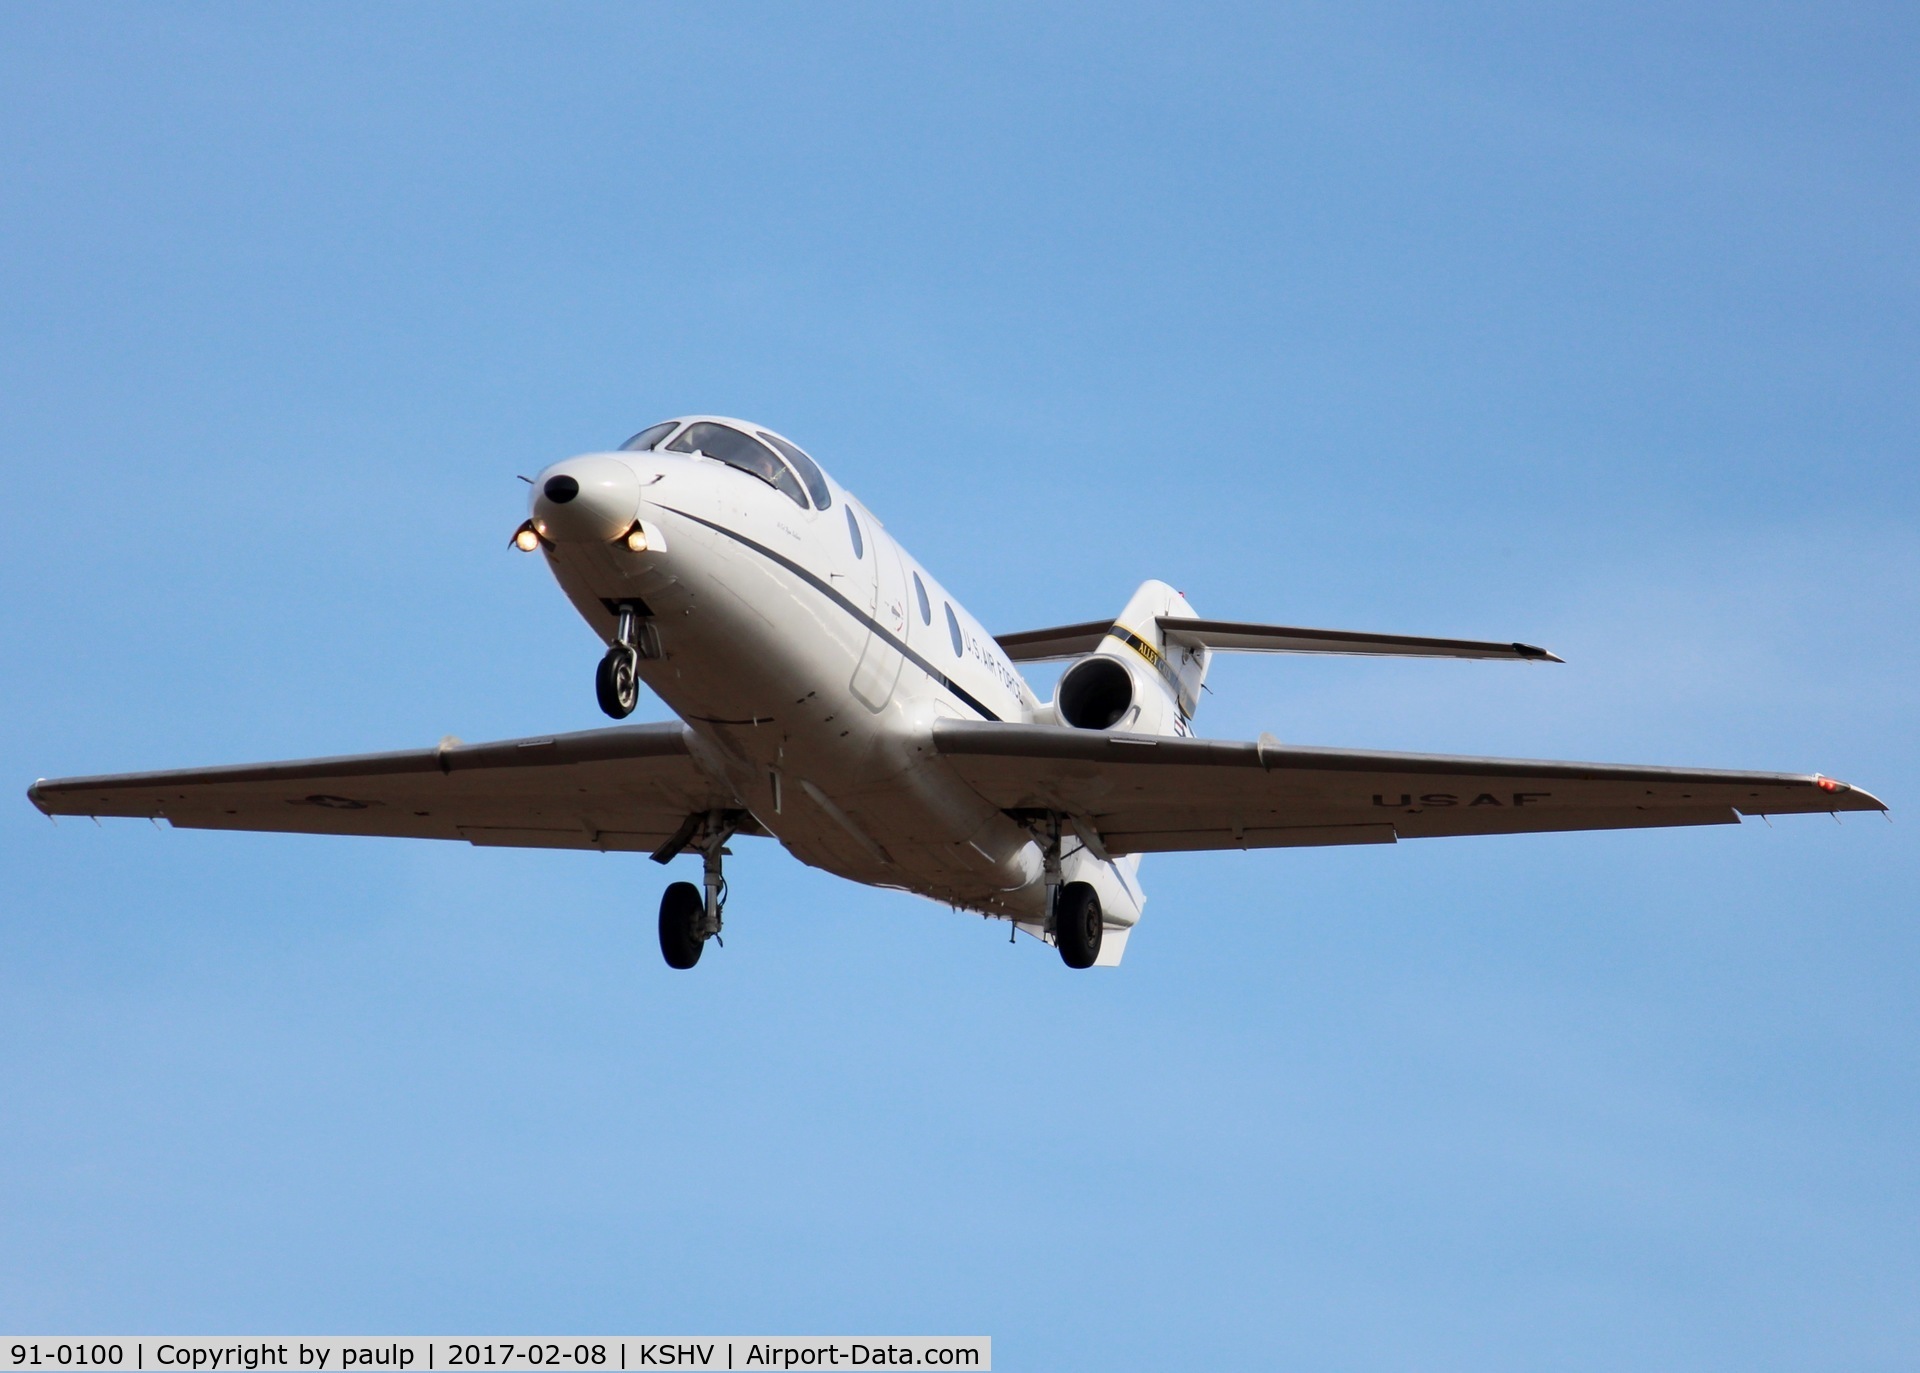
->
1390, 805, 1739, 839
1103, 822, 1398, 853
458, 825, 687, 853
932, 721, 1882, 854
29, 721, 747, 853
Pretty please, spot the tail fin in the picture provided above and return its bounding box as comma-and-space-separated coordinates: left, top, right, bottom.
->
1105, 580, 1210, 728
1051, 580, 1209, 736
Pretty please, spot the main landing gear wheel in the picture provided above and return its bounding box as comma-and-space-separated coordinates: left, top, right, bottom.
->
658, 881, 705, 969
1055, 881, 1103, 969
596, 646, 638, 719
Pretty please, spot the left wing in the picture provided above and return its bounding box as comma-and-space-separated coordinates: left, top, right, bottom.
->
28, 722, 753, 854
932, 721, 1885, 854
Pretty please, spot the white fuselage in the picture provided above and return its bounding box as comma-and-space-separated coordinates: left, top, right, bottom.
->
529, 434, 1145, 932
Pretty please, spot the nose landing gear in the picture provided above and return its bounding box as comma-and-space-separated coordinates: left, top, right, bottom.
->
596, 602, 657, 719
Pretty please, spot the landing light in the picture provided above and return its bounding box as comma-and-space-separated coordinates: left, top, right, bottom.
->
513, 525, 541, 552
625, 525, 649, 552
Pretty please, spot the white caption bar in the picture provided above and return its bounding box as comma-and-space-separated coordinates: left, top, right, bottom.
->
0, 1342, 988, 1373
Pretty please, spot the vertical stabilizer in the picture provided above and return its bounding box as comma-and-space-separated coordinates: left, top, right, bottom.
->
1102, 580, 1209, 728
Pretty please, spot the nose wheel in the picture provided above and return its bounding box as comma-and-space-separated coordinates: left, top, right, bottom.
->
596, 646, 638, 718
595, 603, 648, 719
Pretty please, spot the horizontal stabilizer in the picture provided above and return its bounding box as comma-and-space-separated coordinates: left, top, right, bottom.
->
995, 617, 1561, 663
994, 619, 1115, 661
1157, 618, 1562, 662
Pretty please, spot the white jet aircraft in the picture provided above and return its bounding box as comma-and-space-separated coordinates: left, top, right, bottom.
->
30, 416, 1887, 969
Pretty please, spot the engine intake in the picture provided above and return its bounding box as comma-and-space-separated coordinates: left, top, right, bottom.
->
1056, 655, 1135, 730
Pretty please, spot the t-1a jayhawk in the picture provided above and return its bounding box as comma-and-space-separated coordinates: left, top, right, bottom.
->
31, 417, 1886, 968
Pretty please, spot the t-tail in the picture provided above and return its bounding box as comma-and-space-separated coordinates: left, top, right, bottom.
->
1048, 579, 1210, 738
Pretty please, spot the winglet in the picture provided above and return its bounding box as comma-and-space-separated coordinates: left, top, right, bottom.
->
1814, 775, 1889, 811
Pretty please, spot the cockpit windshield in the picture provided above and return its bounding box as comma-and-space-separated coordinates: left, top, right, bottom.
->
668, 422, 808, 507
619, 421, 679, 452
758, 431, 832, 509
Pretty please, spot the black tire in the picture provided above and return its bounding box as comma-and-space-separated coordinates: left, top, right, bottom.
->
595, 647, 637, 719
1055, 881, 1103, 969
658, 881, 705, 969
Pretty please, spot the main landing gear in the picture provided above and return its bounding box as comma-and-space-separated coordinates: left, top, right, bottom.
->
1054, 882, 1103, 969
652, 809, 740, 970
657, 881, 708, 970
1039, 813, 1103, 969
596, 602, 658, 720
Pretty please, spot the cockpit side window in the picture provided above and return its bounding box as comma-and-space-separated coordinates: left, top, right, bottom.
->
757, 431, 832, 510
668, 423, 808, 507
619, 421, 679, 452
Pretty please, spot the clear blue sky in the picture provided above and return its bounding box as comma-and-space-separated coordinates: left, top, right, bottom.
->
3, 4, 1915, 1367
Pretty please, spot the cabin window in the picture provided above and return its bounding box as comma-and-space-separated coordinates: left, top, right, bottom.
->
846, 506, 864, 558
619, 421, 679, 452
758, 431, 832, 510
913, 572, 931, 624
945, 603, 963, 656
668, 422, 808, 507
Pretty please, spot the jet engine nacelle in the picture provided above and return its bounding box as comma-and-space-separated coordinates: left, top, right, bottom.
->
1053, 653, 1179, 737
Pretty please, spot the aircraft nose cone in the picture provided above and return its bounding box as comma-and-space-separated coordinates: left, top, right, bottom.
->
530, 457, 640, 543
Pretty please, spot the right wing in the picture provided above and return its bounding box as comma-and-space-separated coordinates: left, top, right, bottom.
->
933, 720, 1885, 854
28, 721, 752, 854
994, 618, 1560, 663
